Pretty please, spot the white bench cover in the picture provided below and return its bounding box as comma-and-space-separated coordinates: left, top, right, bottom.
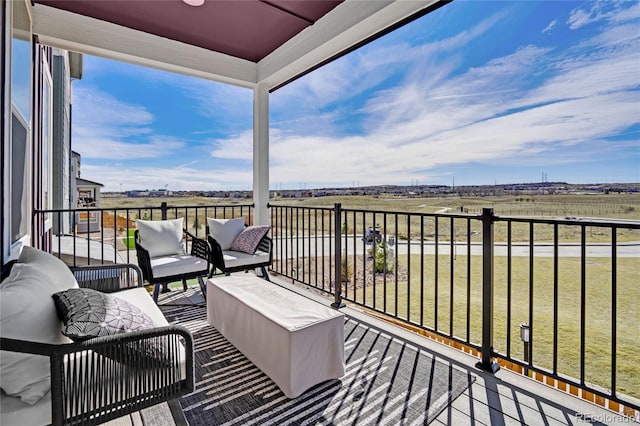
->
207, 275, 344, 398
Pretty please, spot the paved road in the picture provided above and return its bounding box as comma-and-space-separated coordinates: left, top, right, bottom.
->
273, 235, 640, 258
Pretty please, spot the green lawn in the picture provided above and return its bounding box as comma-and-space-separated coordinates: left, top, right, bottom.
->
353, 254, 640, 399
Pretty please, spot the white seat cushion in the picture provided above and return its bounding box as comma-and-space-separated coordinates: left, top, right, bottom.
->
111, 288, 187, 378
222, 249, 270, 269
111, 287, 170, 326
0, 389, 51, 426
150, 254, 208, 279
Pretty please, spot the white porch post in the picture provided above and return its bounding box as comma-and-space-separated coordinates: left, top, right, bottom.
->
253, 83, 269, 226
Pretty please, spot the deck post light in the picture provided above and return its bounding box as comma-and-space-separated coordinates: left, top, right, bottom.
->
519, 323, 530, 376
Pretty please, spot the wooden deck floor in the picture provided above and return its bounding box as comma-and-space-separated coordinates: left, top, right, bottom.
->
340, 304, 629, 426
143, 277, 635, 426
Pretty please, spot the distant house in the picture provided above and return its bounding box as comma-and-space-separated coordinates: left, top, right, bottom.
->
72, 152, 104, 233
76, 177, 104, 207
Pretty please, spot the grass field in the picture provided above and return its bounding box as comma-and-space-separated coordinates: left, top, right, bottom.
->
270, 193, 640, 219
101, 192, 640, 220
102, 193, 640, 244
351, 254, 639, 399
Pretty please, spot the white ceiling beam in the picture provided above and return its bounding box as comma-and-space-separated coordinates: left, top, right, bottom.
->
32, 4, 258, 89
257, 0, 440, 90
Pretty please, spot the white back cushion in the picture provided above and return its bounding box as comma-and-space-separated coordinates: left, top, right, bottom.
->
0, 264, 74, 405
18, 246, 79, 292
136, 218, 185, 258
207, 217, 245, 251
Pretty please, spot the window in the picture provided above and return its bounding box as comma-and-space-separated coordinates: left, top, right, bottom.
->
7, 1, 32, 255
10, 111, 29, 242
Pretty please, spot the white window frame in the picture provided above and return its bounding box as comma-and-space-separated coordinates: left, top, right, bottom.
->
4, 0, 33, 261
9, 107, 32, 258
41, 57, 53, 232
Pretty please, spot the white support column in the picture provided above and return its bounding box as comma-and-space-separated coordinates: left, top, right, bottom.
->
253, 83, 269, 225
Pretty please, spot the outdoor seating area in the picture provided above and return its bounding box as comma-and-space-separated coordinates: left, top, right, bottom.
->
133, 217, 274, 303
0, 247, 194, 426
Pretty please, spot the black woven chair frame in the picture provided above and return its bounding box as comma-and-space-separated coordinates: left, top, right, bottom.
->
134, 229, 210, 302
206, 231, 273, 281
0, 263, 194, 426
70, 263, 143, 293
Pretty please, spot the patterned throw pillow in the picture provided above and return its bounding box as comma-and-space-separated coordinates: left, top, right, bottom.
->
53, 288, 170, 367
53, 288, 156, 340
230, 225, 271, 254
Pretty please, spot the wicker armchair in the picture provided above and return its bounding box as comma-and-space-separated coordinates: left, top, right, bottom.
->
135, 228, 210, 302
207, 230, 272, 281
0, 263, 194, 426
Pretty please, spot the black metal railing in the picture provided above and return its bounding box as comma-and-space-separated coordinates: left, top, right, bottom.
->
33, 203, 254, 266
269, 202, 640, 412
34, 202, 640, 411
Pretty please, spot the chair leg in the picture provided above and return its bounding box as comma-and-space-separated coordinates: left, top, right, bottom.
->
261, 266, 271, 281
198, 275, 207, 298
153, 283, 161, 303
161, 283, 171, 293
182, 278, 188, 291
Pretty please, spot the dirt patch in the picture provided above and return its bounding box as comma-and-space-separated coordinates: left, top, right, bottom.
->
277, 255, 408, 294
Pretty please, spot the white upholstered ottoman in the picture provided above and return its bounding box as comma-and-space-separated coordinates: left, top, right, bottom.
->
206, 275, 345, 398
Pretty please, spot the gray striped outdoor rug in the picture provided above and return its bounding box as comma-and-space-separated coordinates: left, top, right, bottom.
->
160, 301, 474, 425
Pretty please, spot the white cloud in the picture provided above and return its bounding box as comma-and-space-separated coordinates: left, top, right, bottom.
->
74, 86, 153, 134
83, 162, 253, 192
271, 10, 506, 136
259, 5, 640, 188
77, 136, 185, 160
73, 86, 190, 160
209, 131, 253, 160
567, 0, 637, 29
542, 20, 557, 34
175, 78, 252, 125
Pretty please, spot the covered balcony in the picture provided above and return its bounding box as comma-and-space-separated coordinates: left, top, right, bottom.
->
3, 0, 639, 424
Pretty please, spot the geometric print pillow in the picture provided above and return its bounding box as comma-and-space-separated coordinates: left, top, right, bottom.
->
230, 225, 270, 254
52, 288, 156, 340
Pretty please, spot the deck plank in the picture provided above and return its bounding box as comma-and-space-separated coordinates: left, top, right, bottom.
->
154, 280, 635, 426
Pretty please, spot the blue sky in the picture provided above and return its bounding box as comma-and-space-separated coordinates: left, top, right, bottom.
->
72, 0, 640, 192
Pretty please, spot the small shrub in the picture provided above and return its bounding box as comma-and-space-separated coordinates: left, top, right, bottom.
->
341, 255, 354, 283
341, 222, 353, 234
372, 239, 394, 273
